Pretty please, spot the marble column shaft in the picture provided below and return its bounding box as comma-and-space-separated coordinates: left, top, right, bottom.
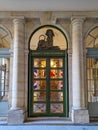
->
71, 18, 84, 109
11, 18, 25, 109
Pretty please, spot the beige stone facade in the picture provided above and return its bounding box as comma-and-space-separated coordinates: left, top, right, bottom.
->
1, 11, 98, 124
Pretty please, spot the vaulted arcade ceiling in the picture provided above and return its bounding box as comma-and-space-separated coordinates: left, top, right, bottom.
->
0, 0, 98, 11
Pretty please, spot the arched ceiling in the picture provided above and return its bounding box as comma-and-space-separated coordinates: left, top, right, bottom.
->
0, 0, 98, 11
0, 27, 10, 48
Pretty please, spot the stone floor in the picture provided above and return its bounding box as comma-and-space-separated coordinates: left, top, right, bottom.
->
1, 116, 98, 130
0, 124, 98, 130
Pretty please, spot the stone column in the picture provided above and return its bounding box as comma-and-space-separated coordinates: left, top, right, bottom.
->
8, 18, 25, 124
71, 17, 89, 123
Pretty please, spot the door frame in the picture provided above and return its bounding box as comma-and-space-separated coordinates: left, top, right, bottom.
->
28, 50, 69, 117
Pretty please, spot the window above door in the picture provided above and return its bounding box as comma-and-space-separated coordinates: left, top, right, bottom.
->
86, 27, 98, 48
29, 25, 67, 51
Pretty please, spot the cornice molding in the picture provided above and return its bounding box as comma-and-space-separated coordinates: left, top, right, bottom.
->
0, 11, 97, 20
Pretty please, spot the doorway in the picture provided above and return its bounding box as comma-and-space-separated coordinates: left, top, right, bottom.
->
28, 50, 68, 117
0, 57, 10, 116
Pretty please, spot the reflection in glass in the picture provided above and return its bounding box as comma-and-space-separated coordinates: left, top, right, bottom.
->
50, 92, 63, 101
34, 58, 46, 67
33, 92, 46, 102
33, 80, 46, 90
33, 103, 46, 113
50, 104, 63, 113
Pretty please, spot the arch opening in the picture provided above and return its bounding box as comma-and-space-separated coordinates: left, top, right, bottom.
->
28, 25, 69, 117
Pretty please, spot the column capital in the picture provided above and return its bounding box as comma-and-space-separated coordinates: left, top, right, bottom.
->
13, 17, 25, 25
71, 17, 85, 25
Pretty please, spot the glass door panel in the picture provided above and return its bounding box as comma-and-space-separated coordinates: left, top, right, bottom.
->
50, 92, 63, 101
30, 55, 67, 116
50, 80, 63, 90
33, 92, 46, 102
50, 58, 63, 68
33, 69, 46, 78
50, 104, 63, 113
33, 103, 46, 113
50, 58, 64, 114
34, 58, 46, 68
50, 69, 63, 78
87, 58, 98, 102
33, 80, 46, 90
32, 58, 47, 114
0, 58, 9, 116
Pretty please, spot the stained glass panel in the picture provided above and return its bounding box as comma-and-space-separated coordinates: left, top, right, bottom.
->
33, 92, 46, 102
50, 80, 63, 90
50, 92, 63, 102
50, 58, 63, 68
33, 80, 46, 90
30, 54, 67, 116
50, 69, 63, 78
33, 103, 46, 113
50, 104, 63, 113
34, 58, 46, 68
33, 69, 46, 78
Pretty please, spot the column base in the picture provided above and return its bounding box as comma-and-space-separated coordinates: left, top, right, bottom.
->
72, 109, 89, 124
8, 108, 25, 124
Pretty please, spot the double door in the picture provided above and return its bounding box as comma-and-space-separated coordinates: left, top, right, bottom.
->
29, 51, 68, 117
